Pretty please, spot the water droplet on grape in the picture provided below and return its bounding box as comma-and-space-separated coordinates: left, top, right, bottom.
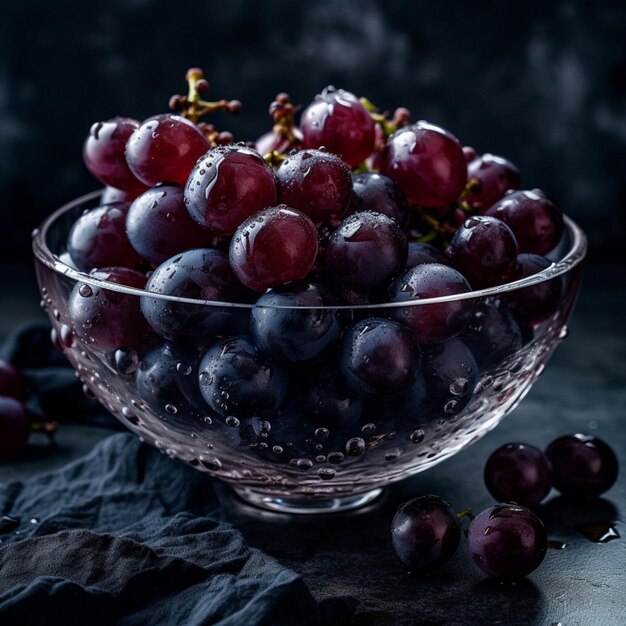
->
225, 416, 240, 428
295, 458, 313, 470
315, 427, 329, 441
318, 468, 336, 480
450, 378, 469, 396
200, 457, 222, 471
59, 325, 74, 347
361, 423, 376, 436
327, 451, 344, 464
199, 372, 213, 386
114, 348, 139, 375
272, 445, 283, 454
78, 284, 93, 297
410, 429, 425, 444
385, 448, 401, 462
444, 399, 459, 414
165, 403, 178, 414
346, 437, 366, 456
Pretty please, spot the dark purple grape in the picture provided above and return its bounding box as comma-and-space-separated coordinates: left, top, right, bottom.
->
391, 495, 461, 571
136, 342, 210, 424
101, 185, 144, 205
465, 154, 522, 213
350, 172, 409, 227
275, 149, 352, 223
420, 339, 478, 418
198, 336, 288, 417
340, 318, 420, 396
126, 114, 210, 187
67, 203, 145, 272
141, 248, 249, 341
185, 145, 277, 235
251, 282, 341, 363
462, 300, 523, 369
390, 263, 473, 344
301, 362, 364, 425
380, 121, 466, 208
0, 360, 24, 401
545, 434, 618, 497
325, 211, 407, 292
126, 185, 209, 264
485, 189, 564, 255
446, 216, 518, 289
83, 118, 147, 193
0, 397, 30, 457
229, 206, 318, 292
300, 86, 375, 168
69, 267, 149, 351
484, 443, 553, 507
507, 254, 561, 327
406, 242, 449, 269
468, 504, 548, 578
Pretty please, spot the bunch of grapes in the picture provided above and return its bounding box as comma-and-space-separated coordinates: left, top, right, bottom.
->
61, 66, 568, 457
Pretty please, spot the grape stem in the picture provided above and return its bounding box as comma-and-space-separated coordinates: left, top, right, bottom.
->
169, 68, 242, 129
359, 97, 411, 139
456, 507, 475, 520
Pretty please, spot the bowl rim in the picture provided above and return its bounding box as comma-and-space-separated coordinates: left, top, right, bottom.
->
32, 190, 587, 310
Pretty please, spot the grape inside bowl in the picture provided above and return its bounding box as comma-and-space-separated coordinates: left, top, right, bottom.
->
32, 190, 586, 513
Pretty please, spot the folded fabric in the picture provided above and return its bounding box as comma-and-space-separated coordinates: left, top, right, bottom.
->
0, 433, 319, 626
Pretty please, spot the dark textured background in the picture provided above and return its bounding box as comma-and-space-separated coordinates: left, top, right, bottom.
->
1, 0, 625, 263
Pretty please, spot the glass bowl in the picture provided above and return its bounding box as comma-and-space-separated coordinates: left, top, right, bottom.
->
32, 191, 586, 513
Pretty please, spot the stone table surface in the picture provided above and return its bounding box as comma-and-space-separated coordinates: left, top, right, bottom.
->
1, 265, 625, 625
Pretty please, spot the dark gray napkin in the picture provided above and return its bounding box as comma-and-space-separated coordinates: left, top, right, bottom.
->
0, 326, 322, 625
0, 433, 319, 626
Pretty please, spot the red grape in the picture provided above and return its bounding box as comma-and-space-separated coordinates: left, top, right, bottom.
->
126, 185, 209, 264
126, 114, 210, 187
380, 121, 467, 208
485, 189, 564, 255
185, 145, 277, 235
300, 86, 375, 168
67, 203, 145, 272
465, 153, 522, 213
83, 117, 147, 193
69, 267, 149, 351
229, 206, 318, 292
275, 149, 351, 223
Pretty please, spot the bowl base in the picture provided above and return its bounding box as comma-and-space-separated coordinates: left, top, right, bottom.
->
233, 487, 384, 514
